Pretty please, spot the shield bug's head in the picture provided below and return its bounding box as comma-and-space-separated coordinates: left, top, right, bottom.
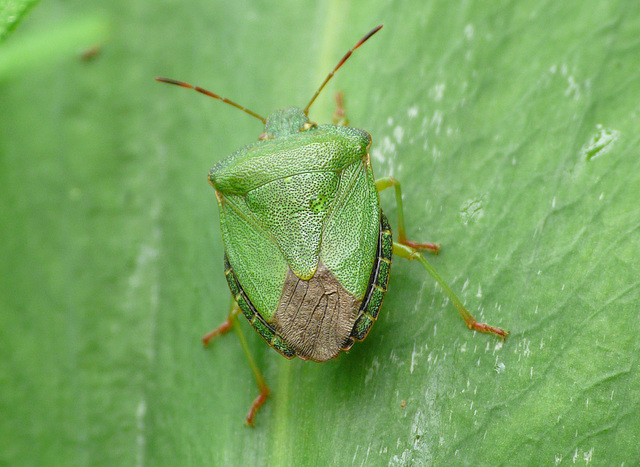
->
155, 25, 382, 140
262, 107, 312, 139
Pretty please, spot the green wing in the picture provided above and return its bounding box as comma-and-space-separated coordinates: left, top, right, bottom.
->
320, 155, 380, 300
217, 193, 288, 320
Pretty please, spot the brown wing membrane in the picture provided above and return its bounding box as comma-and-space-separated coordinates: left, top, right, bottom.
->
272, 262, 361, 362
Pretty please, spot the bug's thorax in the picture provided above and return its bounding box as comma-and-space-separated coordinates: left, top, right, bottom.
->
259, 107, 317, 140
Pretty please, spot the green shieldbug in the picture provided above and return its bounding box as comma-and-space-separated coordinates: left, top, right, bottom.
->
156, 25, 508, 426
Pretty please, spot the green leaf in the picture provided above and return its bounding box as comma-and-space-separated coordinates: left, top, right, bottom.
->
0, 0, 39, 43
2, 1, 639, 465
0, 12, 109, 78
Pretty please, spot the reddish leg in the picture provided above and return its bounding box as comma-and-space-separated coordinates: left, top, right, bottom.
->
203, 302, 272, 426
400, 238, 440, 254
377, 176, 507, 338
393, 242, 508, 339
245, 385, 270, 426
202, 315, 234, 347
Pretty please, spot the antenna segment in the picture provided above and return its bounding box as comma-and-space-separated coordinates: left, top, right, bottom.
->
155, 77, 267, 123
303, 25, 383, 115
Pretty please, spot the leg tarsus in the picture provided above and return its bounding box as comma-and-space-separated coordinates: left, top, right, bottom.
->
400, 239, 440, 254
202, 314, 234, 347
466, 320, 509, 339
245, 385, 270, 427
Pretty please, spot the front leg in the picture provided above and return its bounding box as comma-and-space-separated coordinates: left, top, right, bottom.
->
376, 177, 440, 253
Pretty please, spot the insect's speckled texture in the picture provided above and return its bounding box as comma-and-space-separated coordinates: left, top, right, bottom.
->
210, 115, 383, 362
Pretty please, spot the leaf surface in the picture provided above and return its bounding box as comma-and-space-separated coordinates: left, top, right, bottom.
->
1, 1, 639, 465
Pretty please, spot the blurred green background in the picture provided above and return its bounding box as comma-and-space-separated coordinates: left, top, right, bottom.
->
2, 1, 639, 465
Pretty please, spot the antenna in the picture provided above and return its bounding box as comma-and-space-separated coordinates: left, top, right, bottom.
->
303, 25, 383, 115
154, 77, 267, 124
